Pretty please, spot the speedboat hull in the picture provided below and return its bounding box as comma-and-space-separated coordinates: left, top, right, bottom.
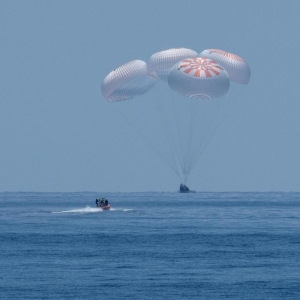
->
97, 204, 111, 210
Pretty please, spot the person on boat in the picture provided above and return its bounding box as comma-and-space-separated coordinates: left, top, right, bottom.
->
104, 199, 109, 206
95, 199, 99, 206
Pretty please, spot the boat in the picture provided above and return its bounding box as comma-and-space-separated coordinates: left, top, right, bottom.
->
99, 204, 110, 210
95, 198, 111, 210
96, 203, 111, 210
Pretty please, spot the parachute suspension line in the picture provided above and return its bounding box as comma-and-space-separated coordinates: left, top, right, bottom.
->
189, 85, 246, 175
188, 100, 227, 176
189, 102, 230, 174
185, 98, 200, 183
156, 107, 181, 180
114, 103, 181, 180
183, 99, 193, 183
171, 93, 188, 180
169, 95, 206, 184
175, 96, 193, 183
180, 98, 196, 184
186, 99, 223, 177
154, 90, 183, 181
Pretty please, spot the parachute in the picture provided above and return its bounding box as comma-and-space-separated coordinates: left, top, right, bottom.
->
168, 57, 230, 99
147, 48, 198, 81
102, 48, 250, 185
101, 60, 157, 101
198, 49, 251, 84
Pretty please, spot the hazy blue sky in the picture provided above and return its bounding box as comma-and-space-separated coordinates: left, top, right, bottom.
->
1, 0, 300, 192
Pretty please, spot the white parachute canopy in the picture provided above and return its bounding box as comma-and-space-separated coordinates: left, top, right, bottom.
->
198, 49, 251, 84
101, 60, 157, 101
147, 48, 198, 81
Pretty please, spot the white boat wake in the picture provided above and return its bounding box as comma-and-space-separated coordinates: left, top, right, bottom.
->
52, 206, 133, 214
52, 206, 100, 214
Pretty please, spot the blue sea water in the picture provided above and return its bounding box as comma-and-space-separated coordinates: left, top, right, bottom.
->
1, 192, 300, 299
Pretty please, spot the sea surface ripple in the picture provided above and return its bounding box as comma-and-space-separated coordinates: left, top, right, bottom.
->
1, 192, 300, 299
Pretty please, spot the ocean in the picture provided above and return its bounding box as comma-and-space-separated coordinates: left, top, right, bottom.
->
1, 192, 300, 299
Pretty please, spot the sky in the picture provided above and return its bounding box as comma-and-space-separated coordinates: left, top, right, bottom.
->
0, 0, 300, 192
